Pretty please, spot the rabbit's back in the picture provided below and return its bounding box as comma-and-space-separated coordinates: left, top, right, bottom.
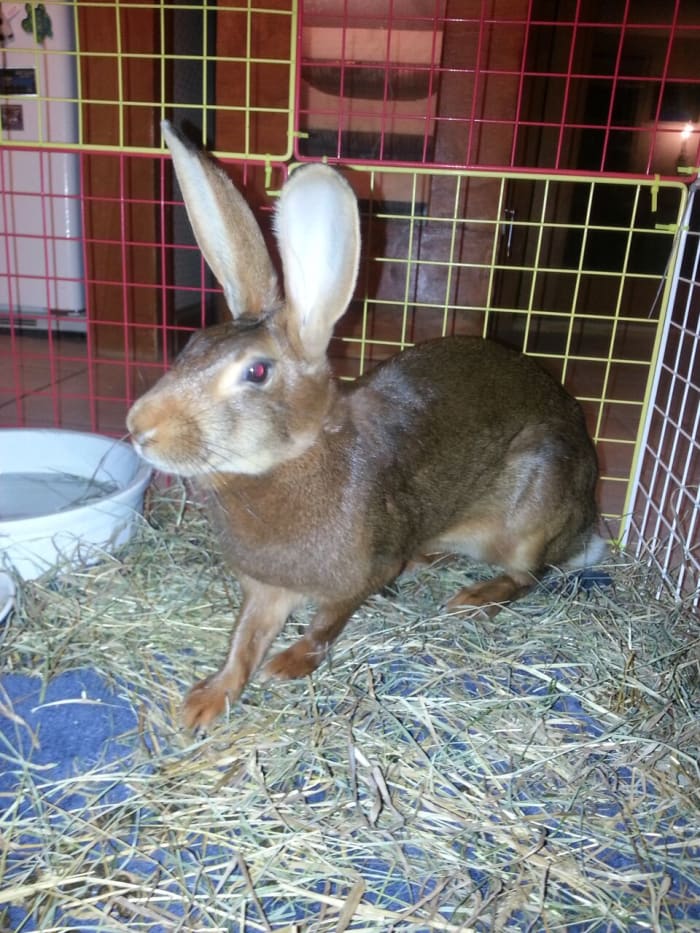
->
355, 335, 597, 503
356, 337, 598, 555
361, 336, 586, 438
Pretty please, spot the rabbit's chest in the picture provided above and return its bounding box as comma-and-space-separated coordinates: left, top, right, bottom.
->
201, 468, 369, 596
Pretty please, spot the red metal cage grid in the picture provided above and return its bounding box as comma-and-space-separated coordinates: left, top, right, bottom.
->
295, 0, 700, 177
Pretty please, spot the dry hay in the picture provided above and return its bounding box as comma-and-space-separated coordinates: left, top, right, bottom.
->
0, 482, 698, 932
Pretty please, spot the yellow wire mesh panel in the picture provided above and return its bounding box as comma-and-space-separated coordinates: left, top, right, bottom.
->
327, 165, 687, 540
0, 0, 297, 159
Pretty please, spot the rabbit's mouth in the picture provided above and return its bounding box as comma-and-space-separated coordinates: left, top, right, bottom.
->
125, 398, 200, 476
126, 423, 187, 476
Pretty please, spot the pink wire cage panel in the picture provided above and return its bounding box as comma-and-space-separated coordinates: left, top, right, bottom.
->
295, 0, 700, 176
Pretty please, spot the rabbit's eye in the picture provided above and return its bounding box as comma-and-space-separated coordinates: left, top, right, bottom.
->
245, 360, 271, 384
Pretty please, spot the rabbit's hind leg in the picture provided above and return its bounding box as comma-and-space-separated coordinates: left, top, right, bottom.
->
443, 573, 534, 617
427, 517, 546, 618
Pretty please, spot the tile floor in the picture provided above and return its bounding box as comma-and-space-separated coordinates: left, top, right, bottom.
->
1, 331, 162, 438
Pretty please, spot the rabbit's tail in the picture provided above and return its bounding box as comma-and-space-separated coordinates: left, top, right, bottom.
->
560, 531, 608, 571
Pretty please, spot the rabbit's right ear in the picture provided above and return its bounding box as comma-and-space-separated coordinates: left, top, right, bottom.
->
275, 164, 360, 362
162, 121, 279, 319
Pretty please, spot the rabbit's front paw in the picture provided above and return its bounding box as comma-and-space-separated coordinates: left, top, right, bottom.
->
264, 636, 326, 680
182, 675, 232, 729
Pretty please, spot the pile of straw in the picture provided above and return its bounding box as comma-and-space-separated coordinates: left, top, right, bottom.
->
1, 484, 698, 931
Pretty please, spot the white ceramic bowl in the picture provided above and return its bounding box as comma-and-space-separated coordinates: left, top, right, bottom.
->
0, 570, 15, 621
0, 429, 152, 580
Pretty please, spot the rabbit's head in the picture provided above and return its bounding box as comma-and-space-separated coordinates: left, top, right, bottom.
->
127, 123, 361, 477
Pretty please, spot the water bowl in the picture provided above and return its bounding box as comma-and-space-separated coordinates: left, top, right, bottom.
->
0, 429, 152, 580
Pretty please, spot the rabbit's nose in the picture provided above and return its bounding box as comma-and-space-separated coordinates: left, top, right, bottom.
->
128, 424, 157, 455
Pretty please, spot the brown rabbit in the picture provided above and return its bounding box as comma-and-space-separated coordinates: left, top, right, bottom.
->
127, 122, 606, 728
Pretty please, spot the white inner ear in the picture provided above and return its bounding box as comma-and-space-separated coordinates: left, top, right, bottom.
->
281, 184, 351, 320
276, 165, 360, 359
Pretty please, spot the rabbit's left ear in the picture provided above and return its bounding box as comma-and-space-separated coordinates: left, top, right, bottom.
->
275, 164, 360, 362
162, 121, 279, 320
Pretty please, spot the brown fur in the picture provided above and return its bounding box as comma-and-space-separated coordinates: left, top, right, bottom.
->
127, 124, 604, 728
